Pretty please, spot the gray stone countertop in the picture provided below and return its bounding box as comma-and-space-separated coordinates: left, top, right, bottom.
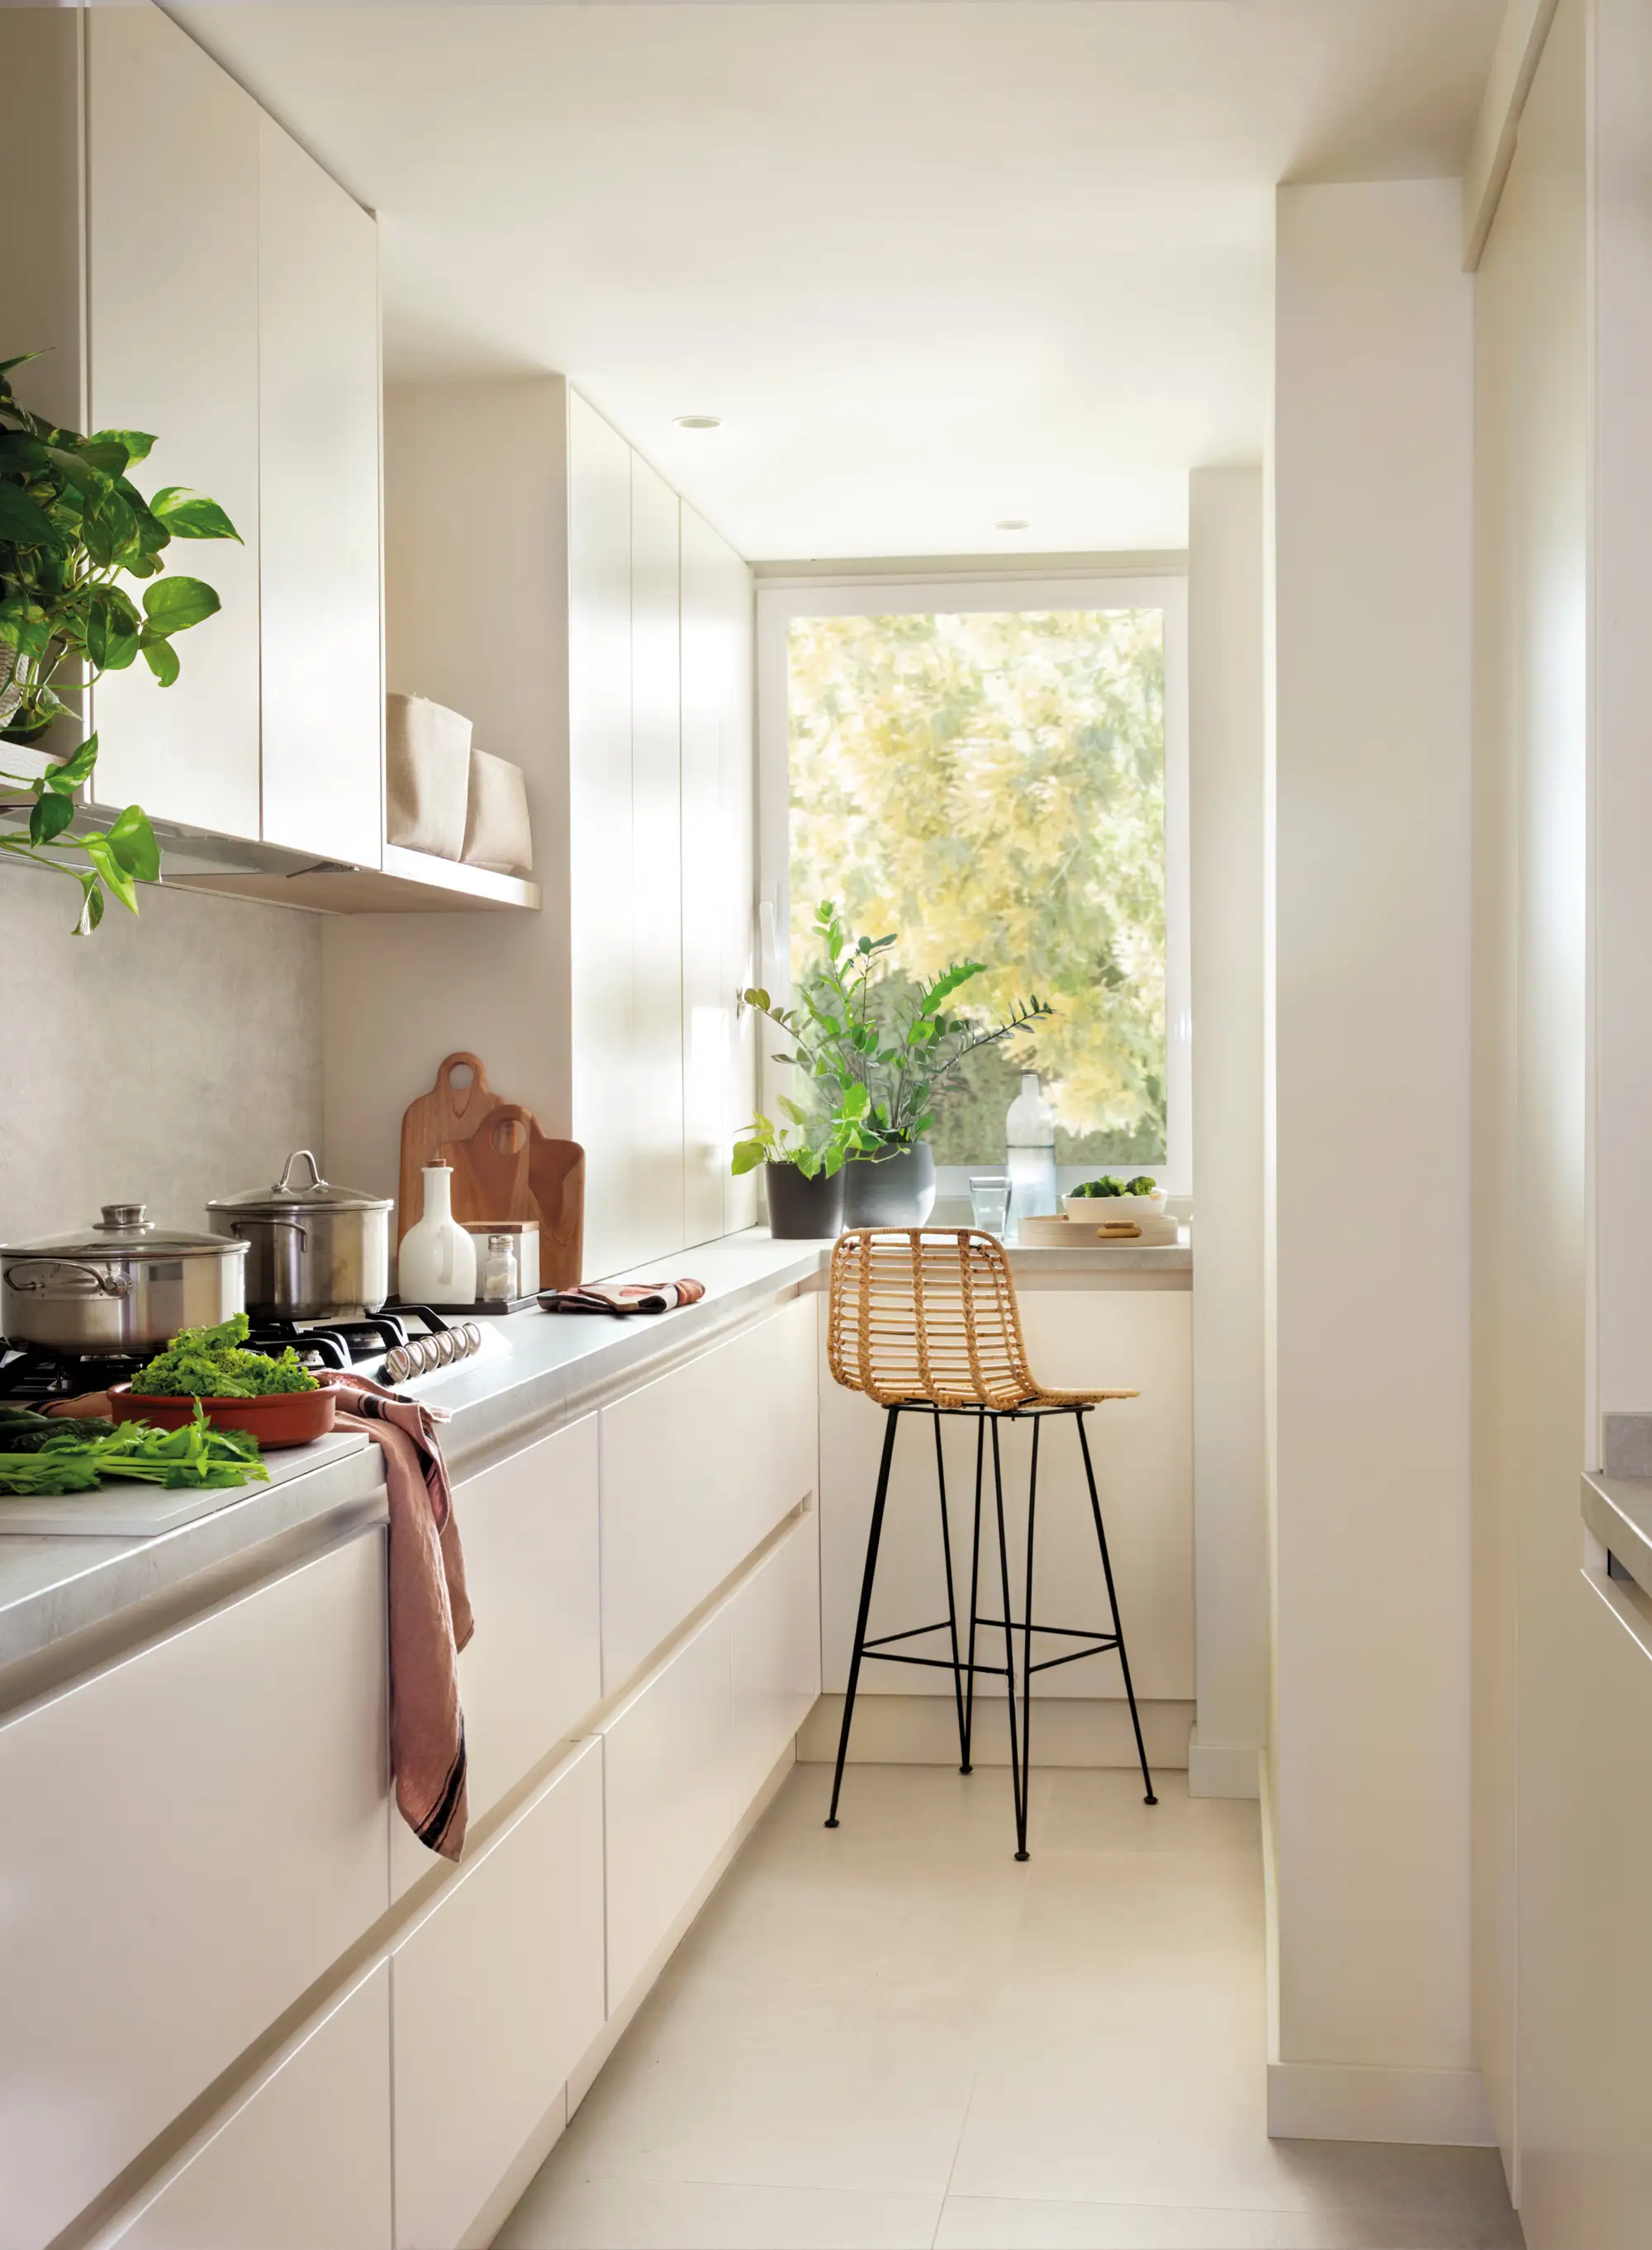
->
0, 1226, 1192, 1686
1580, 1469, 1652, 1608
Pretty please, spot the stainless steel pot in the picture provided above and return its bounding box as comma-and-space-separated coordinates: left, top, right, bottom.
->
0, 1204, 249, 1353
207, 1150, 392, 1319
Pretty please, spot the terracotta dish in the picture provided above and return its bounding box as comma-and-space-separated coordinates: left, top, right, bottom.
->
107, 1383, 337, 1449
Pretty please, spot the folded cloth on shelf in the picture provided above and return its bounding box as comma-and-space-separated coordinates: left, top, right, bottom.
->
321, 1371, 474, 1862
538, 1279, 707, 1317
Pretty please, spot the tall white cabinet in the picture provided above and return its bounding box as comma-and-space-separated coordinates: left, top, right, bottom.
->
325, 380, 757, 1283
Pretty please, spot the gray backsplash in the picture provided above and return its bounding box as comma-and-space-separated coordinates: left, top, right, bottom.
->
1, 861, 322, 1247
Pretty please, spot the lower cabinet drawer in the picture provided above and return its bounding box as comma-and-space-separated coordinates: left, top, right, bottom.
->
0, 1531, 390, 2250
98, 1965, 392, 2250
727, 1512, 820, 1819
394, 1415, 601, 1895
601, 1606, 733, 2010
391, 1739, 605, 2250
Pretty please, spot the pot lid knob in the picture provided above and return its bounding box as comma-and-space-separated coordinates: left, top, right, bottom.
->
96, 1203, 150, 1232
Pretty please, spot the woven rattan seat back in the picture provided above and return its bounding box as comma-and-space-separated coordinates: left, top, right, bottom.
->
826, 1227, 1043, 1412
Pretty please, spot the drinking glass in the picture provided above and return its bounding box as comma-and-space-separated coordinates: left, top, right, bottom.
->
969, 1175, 1010, 1235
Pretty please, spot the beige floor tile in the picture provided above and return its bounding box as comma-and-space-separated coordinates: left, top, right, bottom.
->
769, 1755, 1058, 1858
935, 2188, 1521, 2249
497, 2174, 942, 2249
1007, 1846, 1266, 1987
1042, 1769, 1262, 1858
548, 1970, 986, 2196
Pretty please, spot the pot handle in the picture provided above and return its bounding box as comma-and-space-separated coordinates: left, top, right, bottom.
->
229, 1218, 309, 1247
276, 1149, 326, 1194
4, 1258, 133, 1298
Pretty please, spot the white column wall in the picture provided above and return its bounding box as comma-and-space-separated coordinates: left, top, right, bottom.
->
1186, 468, 1268, 1800
1269, 180, 1479, 2143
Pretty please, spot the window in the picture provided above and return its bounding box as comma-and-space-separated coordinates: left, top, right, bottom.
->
757, 572, 1189, 1192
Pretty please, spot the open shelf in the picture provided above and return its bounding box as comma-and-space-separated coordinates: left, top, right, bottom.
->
169, 844, 541, 915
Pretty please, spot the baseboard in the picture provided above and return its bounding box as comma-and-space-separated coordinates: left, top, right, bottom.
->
1267, 2060, 1495, 2148
795, 1692, 1192, 1768
563, 1741, 797, 2119
1186, 1730, 1262, 1799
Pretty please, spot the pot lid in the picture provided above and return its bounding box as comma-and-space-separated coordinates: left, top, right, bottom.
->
2, 1203, 249, 1261
206, 1147, 392, 1216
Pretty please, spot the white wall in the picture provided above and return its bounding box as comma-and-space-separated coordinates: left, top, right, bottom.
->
1269, 178, 1479, 2143
0, 865, 322, 1242
1186, 467, 1268, 1799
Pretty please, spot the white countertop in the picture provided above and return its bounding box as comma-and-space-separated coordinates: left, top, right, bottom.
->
0, 1225, 1191, 1685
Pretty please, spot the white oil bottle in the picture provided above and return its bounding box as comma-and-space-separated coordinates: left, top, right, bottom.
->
396, 1163, 477, 1307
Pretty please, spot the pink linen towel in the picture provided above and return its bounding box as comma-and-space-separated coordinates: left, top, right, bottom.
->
323, 1371, 474, 1861
538, 1279, 706, 1317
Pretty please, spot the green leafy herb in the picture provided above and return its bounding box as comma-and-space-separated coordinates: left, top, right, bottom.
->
0, 1403, 268, 1496
131, 1312, 319, 1398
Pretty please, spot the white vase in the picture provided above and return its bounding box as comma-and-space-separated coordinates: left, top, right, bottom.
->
397, 1164, 477, 1307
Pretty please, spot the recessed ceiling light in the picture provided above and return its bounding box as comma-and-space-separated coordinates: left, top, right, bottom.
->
674, 415, 723, 430
995, 519, 1029, 531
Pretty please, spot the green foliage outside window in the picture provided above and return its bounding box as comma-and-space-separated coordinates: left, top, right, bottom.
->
788, 607, 1167, 1165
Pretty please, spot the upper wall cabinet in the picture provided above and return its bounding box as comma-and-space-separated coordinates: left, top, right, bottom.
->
257, 118, 383, 867
7, 2, 382, 863
85, 5, 264, 841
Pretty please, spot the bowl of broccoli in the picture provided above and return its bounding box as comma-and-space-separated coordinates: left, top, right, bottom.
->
1064, 1175, 1165, 1222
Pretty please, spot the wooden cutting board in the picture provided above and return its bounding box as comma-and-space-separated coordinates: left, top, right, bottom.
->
439, 1103, 585, 1290
397, 1053, 497, 1246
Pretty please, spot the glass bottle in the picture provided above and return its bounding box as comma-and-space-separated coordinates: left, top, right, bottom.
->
1004, 1069, 1057, 1239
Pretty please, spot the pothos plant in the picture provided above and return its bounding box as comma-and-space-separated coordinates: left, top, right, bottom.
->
743, 900, 1055, 1151
0, 351, 240, 933
730, 1084, 875, 1182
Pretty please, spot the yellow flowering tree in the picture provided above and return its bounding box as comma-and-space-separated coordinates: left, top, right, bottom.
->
788, 606, 1165, 1164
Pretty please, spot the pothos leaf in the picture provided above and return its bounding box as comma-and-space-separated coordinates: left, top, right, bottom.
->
106, 802, 159, 882
28, 790, 74, 846
82, 833, 139, 914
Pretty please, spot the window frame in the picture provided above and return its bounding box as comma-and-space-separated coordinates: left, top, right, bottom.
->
755, 565, 1191, 1198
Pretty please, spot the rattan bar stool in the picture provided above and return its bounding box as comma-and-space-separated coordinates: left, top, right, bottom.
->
824, 1226, 1156, 1858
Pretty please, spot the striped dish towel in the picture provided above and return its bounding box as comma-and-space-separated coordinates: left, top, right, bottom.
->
538, 1279, 706, 1317
323, 1372, 474, 1862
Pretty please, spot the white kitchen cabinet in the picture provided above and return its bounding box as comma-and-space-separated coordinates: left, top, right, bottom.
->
601, 1607, 734, 2009
257, 116, 382, 866
392, 1739, 605, 2250
85, 4, 263, 840
681, 504, 757, 1242
567, 394, 637, 1278
0, 1530, 389, 2250
727, 1511, 821, 1820
630, 453, 687, 1263
392, 1415, 600, 1893
599, 1294, 819, 1687
97, 1964, 392, 2250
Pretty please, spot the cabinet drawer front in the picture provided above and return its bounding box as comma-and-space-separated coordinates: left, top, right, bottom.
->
395, 1417, 599, 1899
728, 1514, 820, 1820
601, 1610, 733, 2010
392, 1740, 604, 2250
101, 1965, 391, 2250
0, 1532, 389, 2250
600, 1296, 818, 1687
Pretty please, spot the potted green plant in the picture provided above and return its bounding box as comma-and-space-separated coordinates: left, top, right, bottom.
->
0, 351, 240, 933
731, 1086, 875, 1240
743, 900, 1052, 1226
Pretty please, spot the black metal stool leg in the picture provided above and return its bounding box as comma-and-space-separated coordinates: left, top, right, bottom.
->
1075, 1409, 1157, 1806
961, 1412, 985, 1773
826, 1404, 901, 1829
931, 1409, 969, 1772
990, 1415, 1029, 1859
1020, 1416, 1040, 1840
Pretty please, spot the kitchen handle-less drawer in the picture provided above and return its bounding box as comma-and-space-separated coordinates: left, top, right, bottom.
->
97, 1964, 392, 2250
601, 1605, 733, 2010
600, 1295, 818, 1688
393, 1416, 600, 1895
392, 1739, 605, 2250
0, 1531, 390, 2250
727, 1511, 820, 1821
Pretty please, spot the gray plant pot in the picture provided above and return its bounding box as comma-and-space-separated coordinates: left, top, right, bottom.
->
764, 1161, 846, 1240
843, 1143, 938, 1227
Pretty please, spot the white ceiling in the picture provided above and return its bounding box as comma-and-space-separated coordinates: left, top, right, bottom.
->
175, 2, 1502, 561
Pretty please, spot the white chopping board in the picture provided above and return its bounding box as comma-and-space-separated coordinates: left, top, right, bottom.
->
0, 1429, 373, 1538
